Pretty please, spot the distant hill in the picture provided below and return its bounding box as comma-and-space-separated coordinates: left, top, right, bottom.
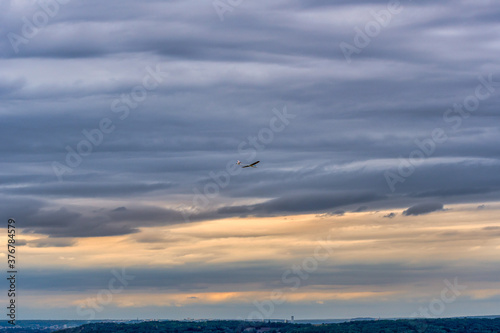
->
53, 317, 500, 333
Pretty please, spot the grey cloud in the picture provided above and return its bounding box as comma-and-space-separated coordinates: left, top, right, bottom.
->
217, 191, 384, 216
16, 261, 500, 293
0, 0, 498, 240
28, 237, 76, 248
412, 188, 494, 198
483, 226, 500, 231
0, 190, 384, 238
21, 205, 189, 238
331, 209, 345, 216
130, 233, 173, 244
10, 182, 174, 197
402, 202, 444, 216
14, 239, 28, 246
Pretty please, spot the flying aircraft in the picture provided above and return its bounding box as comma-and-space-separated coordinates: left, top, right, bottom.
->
237, 160, 260, 168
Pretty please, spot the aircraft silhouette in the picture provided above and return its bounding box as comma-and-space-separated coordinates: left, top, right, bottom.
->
237, 160, 260, 168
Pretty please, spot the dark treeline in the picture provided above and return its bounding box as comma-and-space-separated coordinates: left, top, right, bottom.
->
53, 317, 500, 333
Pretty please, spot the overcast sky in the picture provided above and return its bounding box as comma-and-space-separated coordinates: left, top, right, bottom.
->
1, 0, 500, 321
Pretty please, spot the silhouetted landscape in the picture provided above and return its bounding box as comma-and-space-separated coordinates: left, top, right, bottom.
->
5, 317, 500, 333
52, 318, 500, 333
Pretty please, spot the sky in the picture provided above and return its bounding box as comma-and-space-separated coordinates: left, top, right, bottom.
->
1, 0, 500, 321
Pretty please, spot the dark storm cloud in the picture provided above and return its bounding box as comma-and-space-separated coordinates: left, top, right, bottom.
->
402, 202, 444, 216
20, 205, 191, 238
0, 195, 46, 222
0, 194, 186, 237
20, 207, 139, 237
217, 191, 384, 217
0, 0, 499, 238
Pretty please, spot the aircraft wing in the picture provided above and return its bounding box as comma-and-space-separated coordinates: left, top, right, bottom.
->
242, 161, 260, 168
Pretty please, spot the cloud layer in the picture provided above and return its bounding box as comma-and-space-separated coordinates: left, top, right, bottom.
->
1, 0, 500, 320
